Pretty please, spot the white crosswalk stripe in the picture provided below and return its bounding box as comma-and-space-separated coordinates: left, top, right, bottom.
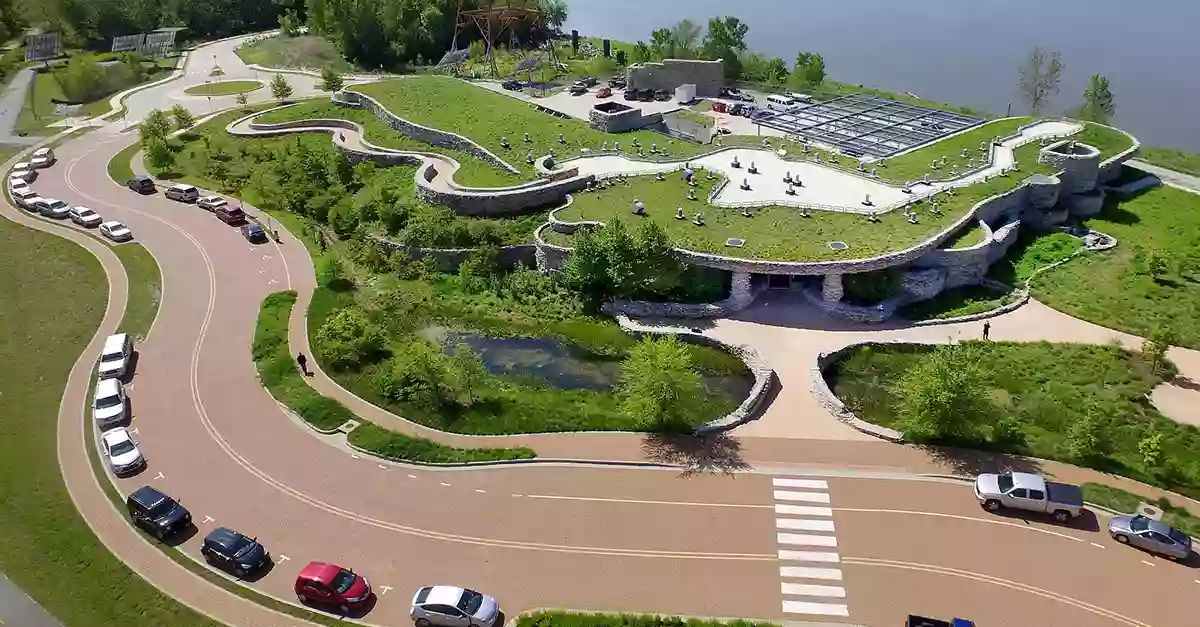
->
770, 476, 850, 619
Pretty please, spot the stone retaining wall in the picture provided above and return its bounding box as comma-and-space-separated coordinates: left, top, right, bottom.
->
1038, 140, 1100, 194
808, 342, 905, 441
367, 234, 537, 272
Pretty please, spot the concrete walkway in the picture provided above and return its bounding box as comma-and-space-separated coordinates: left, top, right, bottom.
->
1129, 158, 1200, 194
0, 572, 63, 627
0, 68, 39, 146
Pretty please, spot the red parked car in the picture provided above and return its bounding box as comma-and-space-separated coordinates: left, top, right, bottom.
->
294, 561, 373, 614
596, 86, 612, 98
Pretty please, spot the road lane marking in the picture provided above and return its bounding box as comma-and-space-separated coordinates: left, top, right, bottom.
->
778, 550, 840, 563
154, 471, 165, 480
524, 494, 770, 509
379, 586, 393, 595
775, 504, 833, 517
440, 482, 451, 487
843, 557, 1151, 627
776, 518, 836, 532
780, 566, 843, 580
777, 533, 838, 547
780, 583, 845, 597
203, 516, 214, 523
475, 489, 486, 493
408, 475, 417, 479
1141, 560, 1155, 567
773, 478, 829, 490
781, 601, 849, 617
377, 464, 387, 470
1090, 542, 1106, 548
833, 507, 1085, 542
773, 490, 831, 504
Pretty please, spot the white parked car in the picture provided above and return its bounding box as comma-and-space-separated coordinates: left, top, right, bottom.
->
101, 427, 145, 475
93, 378, 128, 430
9, 168, 36, 183
97, 332, 134, 379
12, 161, 33, 172
12, 188, 41, 209
410, 586, 500, 627
30, 147, 55, 168
33, 197, 71, 219
70, 205, 103, 228
197, 195, 227, 211
99, 220, 133, 242
8, 174, 28, 190
165, 184, 199, 202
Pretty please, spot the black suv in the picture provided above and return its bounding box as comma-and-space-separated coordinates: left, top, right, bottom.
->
201, 527, 270, 577
127, 175, 155, 194
126, 485, 191, 539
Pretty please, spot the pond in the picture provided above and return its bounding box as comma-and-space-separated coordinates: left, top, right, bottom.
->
420, 327, 754, 402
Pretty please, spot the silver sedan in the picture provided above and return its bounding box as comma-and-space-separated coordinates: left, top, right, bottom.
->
1109, 514, 1192, 560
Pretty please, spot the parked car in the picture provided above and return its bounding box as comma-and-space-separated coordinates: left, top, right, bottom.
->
294, 561, 373, 613
30, 147, 55, 167
608, 77, 626, 88
96, 332, 134, 379
11, 188, 40, 209
70, 205, 103, 228
637, 89, 654, 102
569, 84, 588, 96
727, 103, 744, 116
127, 175, 156, 194
740, 92, 756, 102
100, 220, 133, 242
596, 86, 612, 98
501, 79, 521, 91
974, 472, 1084, 522
578, 76, 599, 87
654, 89, 671, 101
93, 377, 129, 430
241, 222, 268, 243
739, 104, 758, 117
8, 174, 29, 190
165, 184, 200, 202
126, 485, 191, 540
33, 197, 71, 219
9, 168, 36, 183
1109, 514, 1192, 560
202, 527, 270, 576
410, 585, 500, 627
101, 427, 145, 475
216, 204, 247, 225
623, 88, 637, 100
197, 195, 228, 211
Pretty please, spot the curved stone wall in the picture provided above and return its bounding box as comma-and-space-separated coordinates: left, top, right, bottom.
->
1065, 188, 1106, 218
1038, 140, 1100, 194
1026, 174, 1061, 210
808, 342, 905, 442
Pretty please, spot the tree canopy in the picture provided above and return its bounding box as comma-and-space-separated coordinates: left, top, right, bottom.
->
17, 0, 287, 48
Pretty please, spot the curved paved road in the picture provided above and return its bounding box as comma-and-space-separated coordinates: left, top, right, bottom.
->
4, 33, 1199, 627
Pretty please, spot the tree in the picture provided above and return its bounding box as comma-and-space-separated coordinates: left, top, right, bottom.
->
1138, 431, 1165, 472
538, 0, 568, 31
559, 230, 611, 311
316, 306, 385, 370
1063, 412, 1111, 463
321, 67, 345, 93
701, 16, 749, 81
236, 91, 249, 108
447, 343, 488, 408
891, 343, 991, 443
139, 108, 173, 145
144, 137, 175, 172
615, 50, 627, 67
632, 41, 652, 64
169, 104, 195, 130
650, 28, 674, 60
279, 9, 302, 36
1018, 45, 1063, 115
56, 54, 109, 102
670, 19, 703, 59
618, 335, 702, 432
792, 52, 825, 87
270, 73, 293, 102
1142, 323, 1178, 375
1077, 73, 1115, 124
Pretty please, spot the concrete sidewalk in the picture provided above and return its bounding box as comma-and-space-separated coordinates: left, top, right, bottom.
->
1129, 158, 1200, 194
0, 571, 64, 627
0, 68, 40, 146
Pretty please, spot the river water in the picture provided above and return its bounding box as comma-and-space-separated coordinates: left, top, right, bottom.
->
564, 0, 1200, 151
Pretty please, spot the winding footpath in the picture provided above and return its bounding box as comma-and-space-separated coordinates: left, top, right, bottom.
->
3, 32, 1200, 627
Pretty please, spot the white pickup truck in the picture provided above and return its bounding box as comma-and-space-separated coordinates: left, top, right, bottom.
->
974, 472, 1084, 522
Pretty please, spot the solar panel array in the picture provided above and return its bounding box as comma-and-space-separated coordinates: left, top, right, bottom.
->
513, 54, 542, 74
437, 48, 470, 67
752, 95, 984, 159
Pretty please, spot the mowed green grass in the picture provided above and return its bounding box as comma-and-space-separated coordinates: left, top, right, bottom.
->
555, 141, 1055, 262
350, 76, 717, 178
183, 80, 263, 96
107, 140, 141, 185
881, 117, 1030, 183
0, 216, 221, 626
115, 243, 162, 338
234, 35, 361, 74
1026, 185, 1200, 347
1139, 146, 1200, 177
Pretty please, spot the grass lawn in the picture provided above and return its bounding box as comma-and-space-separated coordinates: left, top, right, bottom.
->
1013, 185, 1200, 347
256, 290, 536, 461
350, 76, 718, 179
234, 35, 360, 74
897, 284, 1019, 321
107, 140, 142, 184
184, 80, 263, 96
1082, 483, 1200, 537
666, 108, 715, 128
944, 221, 987, 249
828, 341, 1200, 500
0, 215, 223, 626
0, 145, 20, 163
1139, 146, 1200, 177
554, 144, 1055, 262
1074, 123, 1137, 159
114, 243, 162, 338
880, 117, 1030, 183
517, 611, 777, 627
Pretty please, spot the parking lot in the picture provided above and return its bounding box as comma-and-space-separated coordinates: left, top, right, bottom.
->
477, 80, 688, 122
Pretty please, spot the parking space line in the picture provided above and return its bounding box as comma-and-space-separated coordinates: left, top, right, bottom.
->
777, 532, 839, 547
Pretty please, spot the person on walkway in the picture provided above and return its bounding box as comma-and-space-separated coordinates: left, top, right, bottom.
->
982, 322, 991, 341
297, 352, 309, 376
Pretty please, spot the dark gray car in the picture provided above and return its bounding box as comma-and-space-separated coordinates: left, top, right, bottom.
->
1109, 514, 1192, 560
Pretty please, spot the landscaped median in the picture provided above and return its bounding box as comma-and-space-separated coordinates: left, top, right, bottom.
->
516, 610, 776, 627
184, 80, 265, 97
1082, 483, 1200, 538
253, 291, 537, 463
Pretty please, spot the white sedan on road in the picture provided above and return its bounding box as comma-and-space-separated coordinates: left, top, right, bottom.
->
70, 206, 103, 228
101, 427, 145, 475
410, 586, 500, 627
197, 195, 228, 211
99, 221, 133, 242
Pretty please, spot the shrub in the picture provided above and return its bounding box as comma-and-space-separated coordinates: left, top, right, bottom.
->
618, 335, 702, 433
169, 104, 195, 130
891, 343, 991, 443
315, 306, 386, 370
316, 255, 352, 290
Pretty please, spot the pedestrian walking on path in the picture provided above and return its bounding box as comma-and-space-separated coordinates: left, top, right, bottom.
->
982, 321, 991, 340
297, 352, 309, 376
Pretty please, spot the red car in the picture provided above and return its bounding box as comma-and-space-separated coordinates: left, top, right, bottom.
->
294, 561, 373, 613
596, 86, 612, 98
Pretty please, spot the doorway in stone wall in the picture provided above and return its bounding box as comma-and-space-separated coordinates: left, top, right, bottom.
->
767, 275, 793, 290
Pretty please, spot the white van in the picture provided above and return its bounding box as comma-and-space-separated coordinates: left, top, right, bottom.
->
766, 94, 799, 112
31, 147, 56, 168
97, 333, 134, 379
12, 188, 41, 209
165, 184, 199, 202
